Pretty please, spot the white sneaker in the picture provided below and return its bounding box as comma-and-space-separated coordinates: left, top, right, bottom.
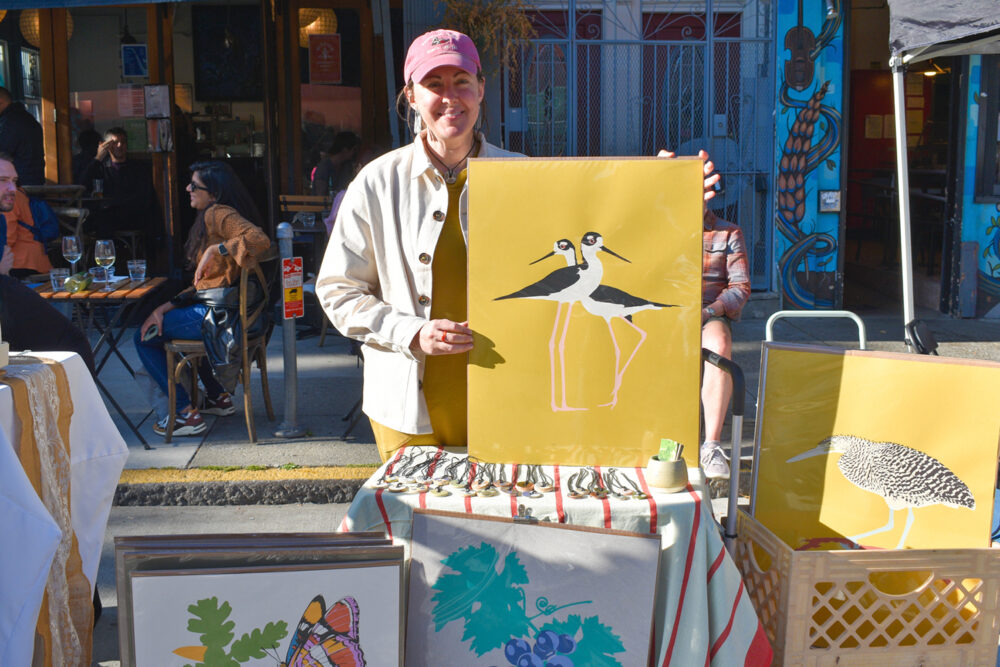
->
700, 443, 731, 479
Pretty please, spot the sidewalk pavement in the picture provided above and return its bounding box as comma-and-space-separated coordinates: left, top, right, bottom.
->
102, 296, 1000, 504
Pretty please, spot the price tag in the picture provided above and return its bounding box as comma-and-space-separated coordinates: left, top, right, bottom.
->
282, 257, 304, 319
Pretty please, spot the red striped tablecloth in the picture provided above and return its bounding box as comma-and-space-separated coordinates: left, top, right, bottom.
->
339, 446, 772, 666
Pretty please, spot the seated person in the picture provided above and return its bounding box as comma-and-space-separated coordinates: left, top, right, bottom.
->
311, 131, 360, 196
0, 152, 51, 278
77, 127, 158, 244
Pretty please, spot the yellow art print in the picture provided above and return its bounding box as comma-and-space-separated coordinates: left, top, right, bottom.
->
467, 158, 703, 467
753, 343, 1000, 550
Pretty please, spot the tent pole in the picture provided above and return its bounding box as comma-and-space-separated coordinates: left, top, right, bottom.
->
891, 56, 916, 348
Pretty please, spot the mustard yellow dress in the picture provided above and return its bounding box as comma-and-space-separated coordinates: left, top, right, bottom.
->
369, 173, 468, 460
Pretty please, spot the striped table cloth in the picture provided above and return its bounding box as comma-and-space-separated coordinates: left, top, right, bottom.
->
339, 446, 772, 666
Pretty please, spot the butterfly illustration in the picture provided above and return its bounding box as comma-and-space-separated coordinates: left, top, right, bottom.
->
281, 595, 366, 667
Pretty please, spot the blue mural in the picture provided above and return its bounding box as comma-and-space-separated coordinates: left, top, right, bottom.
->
775, 0, 844, 308
962, 56, 1000, 317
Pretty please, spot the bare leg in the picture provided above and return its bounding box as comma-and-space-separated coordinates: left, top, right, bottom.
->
557, 302, 584, 411
701, 319, 733, 443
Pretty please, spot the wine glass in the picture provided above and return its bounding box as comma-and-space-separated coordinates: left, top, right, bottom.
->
62, 235, 81, 275
94, 239, 116, 291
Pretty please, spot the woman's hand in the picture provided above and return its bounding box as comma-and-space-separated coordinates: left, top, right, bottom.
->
411, 319, 474, 356
657, 149, 721, 203
140, 301, 174, 339
194, 244, 221, 284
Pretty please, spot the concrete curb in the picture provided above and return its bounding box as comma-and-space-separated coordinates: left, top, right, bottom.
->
114, 478, 367, 506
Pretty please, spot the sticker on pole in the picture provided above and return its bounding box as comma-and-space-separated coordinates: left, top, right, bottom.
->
282, 257, 304, 319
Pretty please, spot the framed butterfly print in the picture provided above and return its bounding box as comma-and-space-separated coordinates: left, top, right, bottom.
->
114, 533, 394, 666
126, 560, 403, 666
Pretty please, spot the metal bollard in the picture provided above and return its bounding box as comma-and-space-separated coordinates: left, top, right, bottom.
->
275, 222, 306, 438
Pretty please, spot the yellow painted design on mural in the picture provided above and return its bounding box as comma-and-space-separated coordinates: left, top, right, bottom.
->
754, 344, 1000, 550
467, 158, 703, 467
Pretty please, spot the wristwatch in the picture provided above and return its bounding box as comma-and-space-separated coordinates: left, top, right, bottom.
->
217, 243, 229, 256
704, 306, 717, 317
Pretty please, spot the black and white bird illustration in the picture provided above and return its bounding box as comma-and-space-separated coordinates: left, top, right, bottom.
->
787, 434, 976, 549
495, 232, 628, 412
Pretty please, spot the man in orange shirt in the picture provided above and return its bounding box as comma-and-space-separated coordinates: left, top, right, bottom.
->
0, 153, 52, 278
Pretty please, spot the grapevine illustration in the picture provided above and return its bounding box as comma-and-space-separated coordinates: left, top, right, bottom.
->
430, 542, 625, 666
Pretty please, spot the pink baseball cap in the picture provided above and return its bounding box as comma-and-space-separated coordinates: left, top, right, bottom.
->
404, 29, 481, 84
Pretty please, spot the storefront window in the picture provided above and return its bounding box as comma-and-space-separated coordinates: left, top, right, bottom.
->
20, 46, 41, 123
0, 41, 9, 89
299, 6, 362, 195
977, 55, 1000, 200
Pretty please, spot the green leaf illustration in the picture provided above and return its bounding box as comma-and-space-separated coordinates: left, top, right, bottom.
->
186, 597, 236, 664
542, 614, 625, 667
431, 542, 532, 656
229, 621, 289, 661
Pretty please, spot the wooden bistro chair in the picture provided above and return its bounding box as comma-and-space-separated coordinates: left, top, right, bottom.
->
163, 261, 275, 443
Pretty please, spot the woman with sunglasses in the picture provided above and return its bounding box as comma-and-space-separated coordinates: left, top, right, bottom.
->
135, 160, 271, 437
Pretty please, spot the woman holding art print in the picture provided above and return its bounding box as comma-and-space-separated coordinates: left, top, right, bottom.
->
135, 160, 271, 438
317, 29, 719, 461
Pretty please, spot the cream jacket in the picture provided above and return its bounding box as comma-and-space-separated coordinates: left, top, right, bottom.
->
316, 133, 522, 434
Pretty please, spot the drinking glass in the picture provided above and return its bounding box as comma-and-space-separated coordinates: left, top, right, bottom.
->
62, 235, 81, 275
50, 268, 69, 291
127, 259, 146, 282
94, 239, 116, 291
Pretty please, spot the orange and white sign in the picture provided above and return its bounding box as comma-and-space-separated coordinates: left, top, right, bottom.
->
282, 257, 304, 319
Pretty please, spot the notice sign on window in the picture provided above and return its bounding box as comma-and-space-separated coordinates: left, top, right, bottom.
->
309, 34, 342, 84
282, 257, 304, 319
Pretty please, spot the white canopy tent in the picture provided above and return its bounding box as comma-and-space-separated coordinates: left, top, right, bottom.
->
886, 0, 1000, 345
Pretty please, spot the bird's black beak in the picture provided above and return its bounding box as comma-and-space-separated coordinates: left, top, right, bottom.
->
600, 245, 630, 263
530, 250, 556, 265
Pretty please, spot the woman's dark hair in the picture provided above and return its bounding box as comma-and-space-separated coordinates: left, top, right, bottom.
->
184, 160, 264, 267
189, 160, 262, 224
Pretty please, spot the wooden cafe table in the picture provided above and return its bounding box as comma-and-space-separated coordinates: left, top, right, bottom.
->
35, 276, 167, 446
340, 446, 773, 666
0, 351, 128, 666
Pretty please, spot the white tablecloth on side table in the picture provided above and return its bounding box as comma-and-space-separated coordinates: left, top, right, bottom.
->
0, 351, 129, 666
339, 446, 773, 666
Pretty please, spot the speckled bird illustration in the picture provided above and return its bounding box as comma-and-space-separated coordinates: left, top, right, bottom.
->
787, 434, 976, 549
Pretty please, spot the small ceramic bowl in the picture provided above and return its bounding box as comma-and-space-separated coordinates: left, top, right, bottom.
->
646, 456, 689, 493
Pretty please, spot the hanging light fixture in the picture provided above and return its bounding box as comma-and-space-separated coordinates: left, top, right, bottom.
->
298, 8, 319, 28
299, 9, 337, 48
19, 9, 74, 48
0, 11, 7, 24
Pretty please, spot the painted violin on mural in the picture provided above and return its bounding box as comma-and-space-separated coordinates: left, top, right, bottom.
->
785, 0, 816, 91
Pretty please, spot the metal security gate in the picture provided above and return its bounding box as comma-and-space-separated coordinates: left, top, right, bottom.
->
503, 0, 776, 290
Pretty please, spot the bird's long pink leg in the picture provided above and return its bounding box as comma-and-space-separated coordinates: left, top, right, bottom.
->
556, 302, 585, 411
616, 318, 647, 386
547, 303, 564, 411
599, 319, 622, 408
600, 318, 647, 408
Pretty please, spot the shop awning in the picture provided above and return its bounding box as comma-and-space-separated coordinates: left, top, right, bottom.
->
888, 0, 1000, 62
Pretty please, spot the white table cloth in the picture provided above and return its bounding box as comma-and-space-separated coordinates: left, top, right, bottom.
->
340, 446, 773, 666
0, 351, 128, 665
